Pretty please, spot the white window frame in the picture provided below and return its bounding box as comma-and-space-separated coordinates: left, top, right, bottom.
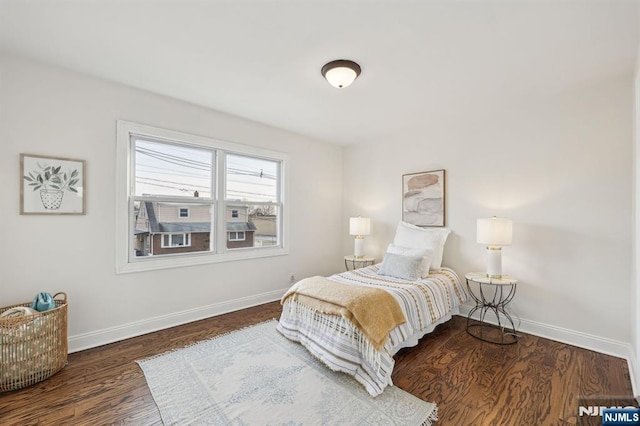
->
228, 231, 246, 242
231, 209, 239, 218
161, 233, 191, 248
178, 207, 190, 218
116, 121, 289, 274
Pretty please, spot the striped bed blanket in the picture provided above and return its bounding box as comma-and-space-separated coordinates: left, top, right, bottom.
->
277, 265, 467, 396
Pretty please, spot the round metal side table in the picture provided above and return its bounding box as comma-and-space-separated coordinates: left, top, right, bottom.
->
344, 255, 375, 271
465, 272, 518, 345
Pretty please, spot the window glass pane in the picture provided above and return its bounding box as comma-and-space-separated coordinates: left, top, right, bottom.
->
132, 201, 213, 257
226, 154, 278, 202
229, 231, 246, 242
134, 138, 213, 198
226, 204, 279, 249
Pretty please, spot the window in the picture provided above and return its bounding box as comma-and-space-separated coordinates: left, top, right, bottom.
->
116, 121, 288, 273
162, 233, 191, 247
225, 153, 281, 249
228, 231, 245, 241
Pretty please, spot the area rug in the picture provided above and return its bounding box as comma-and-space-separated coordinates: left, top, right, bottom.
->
137, 320, 437, 425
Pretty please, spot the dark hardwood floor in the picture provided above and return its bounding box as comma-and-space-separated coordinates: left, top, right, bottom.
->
0, 301, 634, 425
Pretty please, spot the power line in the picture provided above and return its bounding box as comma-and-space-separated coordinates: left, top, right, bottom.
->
136, 144, 212, 165
136, 148, 211, 171
137, 176, 210, 190
137, 165, 210, 179
227, 167, 276, 180
135, 180, 210, 193
135, 180, 273, 200
137, 150, 276, 180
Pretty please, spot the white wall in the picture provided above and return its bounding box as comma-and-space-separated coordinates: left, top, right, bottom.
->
0, 50, 634, 363
0, 53, 344, 351
343, 75, 634, 355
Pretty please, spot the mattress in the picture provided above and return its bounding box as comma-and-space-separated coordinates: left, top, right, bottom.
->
277, 265, 467, 396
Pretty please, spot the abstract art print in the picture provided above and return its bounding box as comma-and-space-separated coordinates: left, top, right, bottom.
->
402, 169, 445, 227
21, 154, 85, 215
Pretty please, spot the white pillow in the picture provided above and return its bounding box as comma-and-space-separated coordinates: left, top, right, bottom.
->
393, 221, 451, 270
378, 252, 423, 281
386, 244, 432, 278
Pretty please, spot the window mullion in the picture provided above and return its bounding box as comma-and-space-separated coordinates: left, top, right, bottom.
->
215, 150, 226, 254
128, 136, 137, 263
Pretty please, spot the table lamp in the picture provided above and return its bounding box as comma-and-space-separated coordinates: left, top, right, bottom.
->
477, 216, 512, 278
349, 217, 370, 258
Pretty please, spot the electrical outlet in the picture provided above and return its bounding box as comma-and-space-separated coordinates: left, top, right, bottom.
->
289, 273, 296, 284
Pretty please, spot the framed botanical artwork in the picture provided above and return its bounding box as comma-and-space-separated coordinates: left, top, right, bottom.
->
402, 169, 445, 227
20, 154, 86, 215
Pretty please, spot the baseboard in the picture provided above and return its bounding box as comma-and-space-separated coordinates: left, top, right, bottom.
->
68, 288, 289, 353
458, 303, 638, 396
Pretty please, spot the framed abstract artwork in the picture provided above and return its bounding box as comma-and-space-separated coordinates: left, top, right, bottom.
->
20, 153, 86, 215
402, 169, 445, 227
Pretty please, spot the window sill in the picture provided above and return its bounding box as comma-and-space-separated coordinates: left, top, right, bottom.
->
116, 246, 288, 274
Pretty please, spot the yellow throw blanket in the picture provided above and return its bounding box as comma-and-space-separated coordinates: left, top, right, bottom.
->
281, 276, 407, 350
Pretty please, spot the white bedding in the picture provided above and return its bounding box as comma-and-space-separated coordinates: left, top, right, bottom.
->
277, 265, 467, 396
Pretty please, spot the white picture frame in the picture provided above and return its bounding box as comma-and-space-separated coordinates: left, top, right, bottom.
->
402, 169, 445, 227
20, 153, 86, 215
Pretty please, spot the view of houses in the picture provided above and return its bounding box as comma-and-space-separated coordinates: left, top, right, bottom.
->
134, 202, 277, 256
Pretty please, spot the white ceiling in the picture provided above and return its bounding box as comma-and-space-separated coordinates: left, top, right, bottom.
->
0, 0, 638, 146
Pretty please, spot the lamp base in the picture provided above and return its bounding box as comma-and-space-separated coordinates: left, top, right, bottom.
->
354, 236, 365, 258
485, 246, 503, 278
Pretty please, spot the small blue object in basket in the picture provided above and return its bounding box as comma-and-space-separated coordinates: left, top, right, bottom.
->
30, 292, 56, 312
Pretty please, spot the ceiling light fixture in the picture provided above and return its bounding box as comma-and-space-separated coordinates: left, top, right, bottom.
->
321, 59, 361, 89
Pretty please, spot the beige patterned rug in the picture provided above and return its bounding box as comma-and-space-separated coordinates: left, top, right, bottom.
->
137, 320, 437, 425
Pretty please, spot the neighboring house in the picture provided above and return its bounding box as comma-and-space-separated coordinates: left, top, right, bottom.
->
134, 202, 256, 255
251, 213, 278, 247
225, 206, 257, 249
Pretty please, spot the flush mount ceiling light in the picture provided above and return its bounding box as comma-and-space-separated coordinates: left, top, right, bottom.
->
321, 59, 361, 89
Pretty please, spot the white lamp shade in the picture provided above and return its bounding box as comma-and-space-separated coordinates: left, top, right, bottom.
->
477, 217, 512, 246
349, 217, 371, 236
324, 67, 358, 88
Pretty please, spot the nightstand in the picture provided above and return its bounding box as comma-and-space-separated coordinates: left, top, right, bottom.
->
465, 272, 518, 345
344, 255, 375, 271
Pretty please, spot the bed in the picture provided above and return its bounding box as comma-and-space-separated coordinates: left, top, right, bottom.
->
277, 262, 467, 396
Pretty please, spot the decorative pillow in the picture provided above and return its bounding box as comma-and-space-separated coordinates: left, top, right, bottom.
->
393, 221, 451, 270
386, 244, 432, 278
377, 252, 424, 281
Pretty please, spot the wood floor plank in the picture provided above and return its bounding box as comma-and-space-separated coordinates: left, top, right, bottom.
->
0, 302, 634, 425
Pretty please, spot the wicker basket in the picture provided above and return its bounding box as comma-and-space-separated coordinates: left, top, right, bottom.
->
0, 292, 68, 392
